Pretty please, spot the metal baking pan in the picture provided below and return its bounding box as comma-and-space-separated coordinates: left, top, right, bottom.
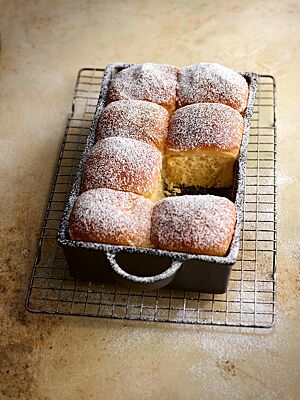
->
57, 63, 258, 293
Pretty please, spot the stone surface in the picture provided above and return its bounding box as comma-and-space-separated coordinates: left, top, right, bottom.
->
0, 0, 300, 399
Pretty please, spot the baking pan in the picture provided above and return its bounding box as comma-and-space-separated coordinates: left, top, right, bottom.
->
57, 63, 258, 293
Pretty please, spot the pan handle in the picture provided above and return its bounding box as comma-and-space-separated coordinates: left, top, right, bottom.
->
106, 252, 183, 291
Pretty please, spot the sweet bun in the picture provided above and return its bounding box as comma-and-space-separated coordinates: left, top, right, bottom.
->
107, 63, 178, 112
165, 103, 244, 188
177, 63, 248, 113
151, 195, 236, 256
68, 63, 249, 256
81, 137, 163, 200
69, 188, 153, 247
96, 99, 169, 151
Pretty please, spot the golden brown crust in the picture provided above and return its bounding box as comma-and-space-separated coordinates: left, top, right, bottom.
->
69, 188, 153, 247
107, 63, 178, 112
96, 100, 169, 151
80, 137, 162, 198
167, 103, 244, 153
165, 103, 244, 189
150, 195, 236, 256
70, 63, 248, 257
178, 63, 248, 113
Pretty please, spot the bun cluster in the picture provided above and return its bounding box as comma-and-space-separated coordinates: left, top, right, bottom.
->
69, 63, 249, 256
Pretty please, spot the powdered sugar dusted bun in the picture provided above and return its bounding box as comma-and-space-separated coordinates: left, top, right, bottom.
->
96, 100, 169, 151
81, 137, 162, 198
178, 63, 248, 113
107, 63, 178, 112
167, 103, 244, 153
151, 195, 236, 256
69, 188, 153, 247
165, 103, 244, 188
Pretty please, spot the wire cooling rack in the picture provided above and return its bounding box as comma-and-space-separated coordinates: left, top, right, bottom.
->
25, 68, 277, 328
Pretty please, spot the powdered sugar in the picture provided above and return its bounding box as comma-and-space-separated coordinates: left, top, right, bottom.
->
151, 195, 236, 255
62, 64, 255, 260
178, 63, 248, 113
108, 63, 178, 110
96, 99, 169, 151
81, 137, 162, 197
168, 103, 244, 151
69, 188, 153, 247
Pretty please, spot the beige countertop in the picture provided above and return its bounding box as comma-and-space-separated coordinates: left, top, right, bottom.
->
1, 0, 299, 399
